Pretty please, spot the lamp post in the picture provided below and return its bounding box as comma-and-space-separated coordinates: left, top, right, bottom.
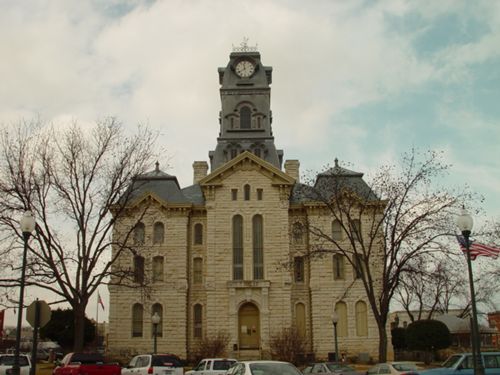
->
151, 312, 161, 354
12, 211, 36, 375
456, 207, 484, 375
332, 311, 339, 366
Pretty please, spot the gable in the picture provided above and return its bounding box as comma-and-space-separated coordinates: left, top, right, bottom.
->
199, 151, 295, 187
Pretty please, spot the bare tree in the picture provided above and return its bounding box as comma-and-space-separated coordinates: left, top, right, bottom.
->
0, 118, 161, 350
299, 149, 474, 362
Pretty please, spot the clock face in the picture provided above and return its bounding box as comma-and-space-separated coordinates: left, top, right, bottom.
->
235, 60, 255, 78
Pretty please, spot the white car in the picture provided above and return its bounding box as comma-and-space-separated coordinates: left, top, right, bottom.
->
122, 354, 184, 375
185, 359, 237, 375
0, 354, 31, 375
227, 361, 302, 375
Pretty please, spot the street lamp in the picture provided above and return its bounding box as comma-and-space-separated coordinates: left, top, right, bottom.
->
151, 312, 161, 354
12, 211, 36, 375
332, 310, 339, 366
456, 207, 484, 375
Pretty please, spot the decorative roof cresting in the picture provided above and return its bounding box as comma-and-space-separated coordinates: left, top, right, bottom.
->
232, 37, 258, 52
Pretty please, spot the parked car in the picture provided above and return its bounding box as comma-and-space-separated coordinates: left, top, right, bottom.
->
303, 363, 358, 375
366, 362, 419, 375
122, 354, 184, 375
53, 352, 121, 375
185, 358, 237, 375
418, 352, 500, 375
228, 361, 302, 375
0, 354, 31, 375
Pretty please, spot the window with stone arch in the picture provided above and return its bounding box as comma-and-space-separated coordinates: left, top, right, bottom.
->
332, 220, 343, 241
153, 222, 164, 244
240, 106, 251, 129
335, 301, 348, 337
295, 302, 306, 337
152, 256, 164, 282
253, 214, 264, 280
151, 303, 163, 337
355, 300, 368, 336
244, 184, 251, 201
132, 303, 143, 337
133, 222, 145, 245
233, 215, 243, 280
194, 223, 203, 245
193, 304, 202, 338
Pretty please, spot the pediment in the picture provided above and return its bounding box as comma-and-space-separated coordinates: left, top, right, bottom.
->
125, 191, 190, 210
199, 151, 295, 186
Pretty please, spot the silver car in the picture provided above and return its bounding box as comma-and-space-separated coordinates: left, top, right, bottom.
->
229, 361, 302, 375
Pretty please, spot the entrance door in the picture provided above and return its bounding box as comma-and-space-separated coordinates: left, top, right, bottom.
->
238, 303, 260, 349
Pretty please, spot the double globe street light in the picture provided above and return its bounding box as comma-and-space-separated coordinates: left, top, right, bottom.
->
456, 207, 484, 375
12, 211, 36, 375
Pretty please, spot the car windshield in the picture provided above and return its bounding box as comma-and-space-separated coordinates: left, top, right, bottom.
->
442, 356, 463, 368
152, 356, 182, 367
326, 364, 355, 372
0, 356, 29, 366
392, 364, 417, 371
213, 361, 237, 371
71, 353, 104, 364
250, 363, 302, 375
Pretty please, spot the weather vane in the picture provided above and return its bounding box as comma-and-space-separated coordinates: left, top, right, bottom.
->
232, 37, 258, 52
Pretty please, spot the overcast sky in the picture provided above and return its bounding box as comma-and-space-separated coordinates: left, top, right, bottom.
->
1, 0, 499, 325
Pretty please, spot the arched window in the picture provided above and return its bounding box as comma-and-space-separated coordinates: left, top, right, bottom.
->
244, 184, 251, 201
193, 257, 203, 284
134, 255, 144, 284
153, 222, 164, 244
333, 254, 344, 280
355, 301, 368, 336
240, 106, 251, 129
335, 301, 348, 337
194, 223, 203, 245
151, 303, 163, 337
132, 303, 143, 337
296, 303, 306, 337
253, 215, 263, 280
332, 220, 343, 241
292, 222, 304, 244
152, 256, 164, 282
233, 215, 243, 280
350, 219, 362, 241
133, 222, 145, 245
194, 304, 202, 338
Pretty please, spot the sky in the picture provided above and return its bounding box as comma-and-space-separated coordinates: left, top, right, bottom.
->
1, 0, 499, 326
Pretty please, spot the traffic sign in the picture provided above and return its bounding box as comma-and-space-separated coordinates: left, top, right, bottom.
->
26, 300, 51, 328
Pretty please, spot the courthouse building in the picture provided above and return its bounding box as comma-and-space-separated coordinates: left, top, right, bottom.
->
107, 46, 384, 361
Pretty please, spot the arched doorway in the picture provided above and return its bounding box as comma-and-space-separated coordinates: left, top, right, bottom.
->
238, 302, 260, 349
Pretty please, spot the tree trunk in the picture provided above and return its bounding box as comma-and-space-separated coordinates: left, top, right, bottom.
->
73, 302, 87, 351
378, 324, 388, 363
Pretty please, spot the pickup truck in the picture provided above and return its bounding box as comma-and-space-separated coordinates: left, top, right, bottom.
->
53, 353, 121, 375
419, 352, 500, 375
122, 354, 184, 375
0, 354, 31, 375
185, 358, 237, 375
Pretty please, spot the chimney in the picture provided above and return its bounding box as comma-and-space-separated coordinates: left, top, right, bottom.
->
193, 161, 209, 184
284, 160, 300, 182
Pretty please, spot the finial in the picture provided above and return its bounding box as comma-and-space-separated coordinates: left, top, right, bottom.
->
155, 161, 159, 172
232, 38, 258, 52
334, 158, 339, 167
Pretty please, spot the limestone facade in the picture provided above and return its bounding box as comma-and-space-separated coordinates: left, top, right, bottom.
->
107, 48, 388, 362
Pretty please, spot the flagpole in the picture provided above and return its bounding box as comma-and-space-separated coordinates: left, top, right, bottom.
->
95, 293, 99, 350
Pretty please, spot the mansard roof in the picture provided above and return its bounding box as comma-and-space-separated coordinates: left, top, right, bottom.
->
290, 159, 378, 204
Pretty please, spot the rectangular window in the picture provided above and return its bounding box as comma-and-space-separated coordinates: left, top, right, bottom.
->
294, 256, 304, 282
152, 256, 164, 282
233, 215, 244, 280
193, 258, 202, 284
134, 256, 145, 284
253, 215, 264, 280
350, 219, 362, 241
231, 189, 238, 201
194, 304, 202, 338
333, 254, 345, 280
353, 254, 364, 279
257, 188, 263, 200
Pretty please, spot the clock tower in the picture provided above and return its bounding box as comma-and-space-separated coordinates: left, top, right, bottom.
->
209, 42, 283, 171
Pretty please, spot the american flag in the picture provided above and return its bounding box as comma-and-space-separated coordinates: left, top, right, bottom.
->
457, 235, 500, 260
98, 292, 105, 310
